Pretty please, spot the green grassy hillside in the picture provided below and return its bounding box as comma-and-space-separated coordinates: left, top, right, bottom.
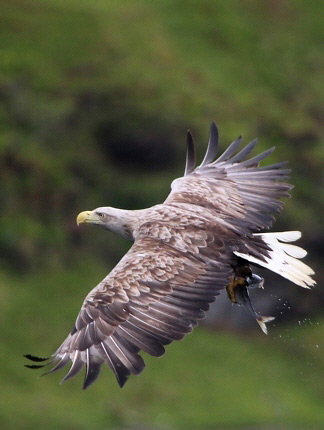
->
1, 266, 323, 429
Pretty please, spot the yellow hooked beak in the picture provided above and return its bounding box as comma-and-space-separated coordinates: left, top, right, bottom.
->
76, 210, 98, 226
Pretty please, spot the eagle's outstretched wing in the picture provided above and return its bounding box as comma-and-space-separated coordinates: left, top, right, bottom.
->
165, 122, 292, 235
42, 225, 233, 389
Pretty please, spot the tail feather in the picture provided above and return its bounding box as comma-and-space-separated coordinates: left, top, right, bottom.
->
234, 231, 316, 288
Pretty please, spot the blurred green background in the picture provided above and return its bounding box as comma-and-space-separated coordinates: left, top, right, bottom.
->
1, 0, 323, 429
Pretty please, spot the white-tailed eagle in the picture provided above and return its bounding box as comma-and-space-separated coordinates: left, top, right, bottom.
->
25, 123, 315, 389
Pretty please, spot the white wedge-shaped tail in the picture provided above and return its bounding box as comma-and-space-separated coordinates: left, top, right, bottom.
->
234, 231, 316, 288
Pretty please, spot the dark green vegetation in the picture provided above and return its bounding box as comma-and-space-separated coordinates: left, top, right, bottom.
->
1, 0, 323, 271
0, 0, 323, 429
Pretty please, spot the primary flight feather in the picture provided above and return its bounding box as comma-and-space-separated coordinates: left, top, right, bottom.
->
25, 122, 315, 389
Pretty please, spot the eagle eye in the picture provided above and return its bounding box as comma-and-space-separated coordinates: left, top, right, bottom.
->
97, 212, 105, 219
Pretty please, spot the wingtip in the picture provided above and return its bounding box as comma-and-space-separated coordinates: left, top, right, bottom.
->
82, 354, 102, 390
24, 354, 49, 362
200, 121, 219, 167
186, 129, 193, 141
184, 129, 196, 175
210, 121, 219, 143
24, 364, 47, 369
118, 377, 129, 388
115, 368, 130, 388
210, 121, 218, 136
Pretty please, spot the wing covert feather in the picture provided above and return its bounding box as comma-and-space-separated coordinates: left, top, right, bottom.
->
49, 220, 233, 388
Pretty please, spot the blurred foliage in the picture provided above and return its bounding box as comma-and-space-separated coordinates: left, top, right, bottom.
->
0, 1, 324, 428
0, 0, 323, 271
